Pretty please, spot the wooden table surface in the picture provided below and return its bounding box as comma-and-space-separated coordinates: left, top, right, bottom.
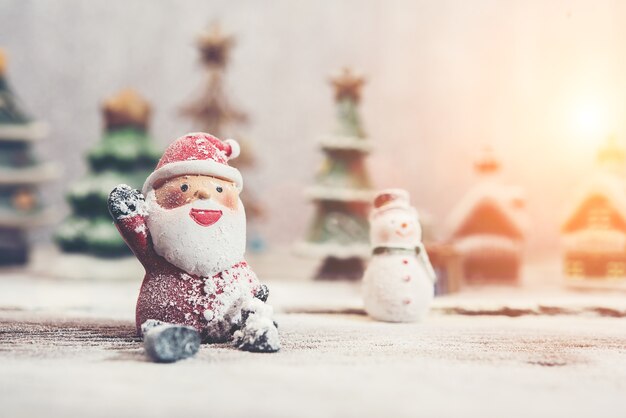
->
1, 263, 626, 418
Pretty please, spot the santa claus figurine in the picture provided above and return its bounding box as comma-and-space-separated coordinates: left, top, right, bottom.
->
108, 132, 279, 362
362, 189, 437, 322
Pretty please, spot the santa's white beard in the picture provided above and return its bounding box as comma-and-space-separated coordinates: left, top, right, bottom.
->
145, 191, 247, 277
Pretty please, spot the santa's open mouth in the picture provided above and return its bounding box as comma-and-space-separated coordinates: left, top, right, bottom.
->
189, 209, 223, 226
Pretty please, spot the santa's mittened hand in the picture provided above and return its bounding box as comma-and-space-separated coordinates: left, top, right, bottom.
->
108, 184, 145, 220
255, 284, 270, 302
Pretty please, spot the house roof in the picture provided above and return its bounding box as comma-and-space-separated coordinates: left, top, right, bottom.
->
446, 178, 528, 241
561, 171, 626, 233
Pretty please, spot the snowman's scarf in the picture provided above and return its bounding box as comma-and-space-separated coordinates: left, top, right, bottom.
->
372, 246, 422, 256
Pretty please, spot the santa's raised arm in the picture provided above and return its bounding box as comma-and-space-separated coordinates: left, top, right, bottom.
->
108, 185, 159, 269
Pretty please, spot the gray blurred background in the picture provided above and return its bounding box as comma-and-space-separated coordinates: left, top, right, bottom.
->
2, 0, 625, 256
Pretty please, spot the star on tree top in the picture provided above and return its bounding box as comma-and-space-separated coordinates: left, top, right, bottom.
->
330, 67, 366, 103
198, 23, 235, 68
102, 89, 151, 131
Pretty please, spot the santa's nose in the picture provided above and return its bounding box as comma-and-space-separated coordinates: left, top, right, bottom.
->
195, 188, 211, 200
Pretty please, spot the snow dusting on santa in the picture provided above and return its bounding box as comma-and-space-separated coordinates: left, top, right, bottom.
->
108, 132, 279, 357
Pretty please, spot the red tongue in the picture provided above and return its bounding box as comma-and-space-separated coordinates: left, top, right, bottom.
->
189, 209, 223, 226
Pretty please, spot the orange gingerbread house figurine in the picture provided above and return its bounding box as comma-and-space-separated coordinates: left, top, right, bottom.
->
561, 137, 626, 284
445, 147, 527, 284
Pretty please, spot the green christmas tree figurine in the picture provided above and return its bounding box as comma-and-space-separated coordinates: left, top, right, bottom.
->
181, 23, 265, 249
56, 89, 161, 256
296, 68, 373, 280
0, 49, 58, 265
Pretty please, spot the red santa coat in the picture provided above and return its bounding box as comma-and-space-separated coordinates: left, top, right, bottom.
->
115, 214, 261, 336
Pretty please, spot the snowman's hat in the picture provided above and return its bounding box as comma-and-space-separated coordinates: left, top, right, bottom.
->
372, 189, 411, 213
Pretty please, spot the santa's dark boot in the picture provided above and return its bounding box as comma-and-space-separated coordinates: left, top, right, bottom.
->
234, 299, 280, 353
142, 322, 201, 363
203, 317, 237, 344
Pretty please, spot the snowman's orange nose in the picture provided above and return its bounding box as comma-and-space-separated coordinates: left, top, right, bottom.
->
401, 223, 408, 228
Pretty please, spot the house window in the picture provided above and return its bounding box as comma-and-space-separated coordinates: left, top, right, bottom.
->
588, 207, 611, 230
607, 262, 626, 278
566, 260, 584, 277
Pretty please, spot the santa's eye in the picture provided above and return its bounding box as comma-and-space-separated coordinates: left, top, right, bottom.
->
216, 186, 223, 193
180, 184, 189, 192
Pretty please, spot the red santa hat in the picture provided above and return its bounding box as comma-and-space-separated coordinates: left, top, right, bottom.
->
142, 132, 242, 194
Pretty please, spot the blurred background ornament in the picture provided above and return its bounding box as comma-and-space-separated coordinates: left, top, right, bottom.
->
181, 23, 265, 251
0, 48, 58, 265
295, 68, 373, 280
55, 89, 160, 257
561, 136, 626, 288
445, 146, 527, 285
181, 23, 246, 135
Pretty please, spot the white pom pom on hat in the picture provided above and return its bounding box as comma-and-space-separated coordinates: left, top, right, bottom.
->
224, 138, 240, 159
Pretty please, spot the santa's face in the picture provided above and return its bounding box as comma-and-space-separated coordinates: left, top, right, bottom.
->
154, 175, 239, 211
145, 175, 246, 277
370, 207, 422, 248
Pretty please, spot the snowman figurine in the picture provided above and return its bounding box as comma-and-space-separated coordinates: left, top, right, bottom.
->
362, 189, 437, 322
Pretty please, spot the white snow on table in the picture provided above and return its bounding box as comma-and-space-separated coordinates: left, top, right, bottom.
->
0, 312, 625, 418
1, 251, 626, 417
